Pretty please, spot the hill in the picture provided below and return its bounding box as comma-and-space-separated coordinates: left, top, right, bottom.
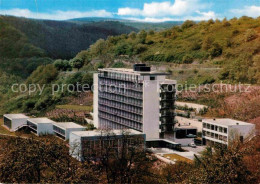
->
1, 16, 138, 59
69, 17, 183, 31
77, 17, 260, 84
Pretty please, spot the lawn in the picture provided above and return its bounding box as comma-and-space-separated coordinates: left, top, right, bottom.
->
56, 105, 93, 111
163, 153, 193, 163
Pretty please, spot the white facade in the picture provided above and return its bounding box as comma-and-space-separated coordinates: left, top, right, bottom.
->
69, 129, 145, 161
53, 122, 85, 140
27, 118, 55, 136
3, 114, 29, 131
93, 65, 177, 140
202, 118, 255, 145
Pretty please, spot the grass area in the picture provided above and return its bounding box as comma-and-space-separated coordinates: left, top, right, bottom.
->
163, 153, 193, 163
56, 104, 93, 111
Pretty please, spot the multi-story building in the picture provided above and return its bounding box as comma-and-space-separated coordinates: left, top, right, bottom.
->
202, 118, 255, 146
93, 64, 176, 139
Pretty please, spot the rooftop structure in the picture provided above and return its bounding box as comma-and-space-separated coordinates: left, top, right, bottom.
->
202, 118, 255, 145
27, 118, 55, 136
3, 114, 29, 131
93, 64, 177, 140
53, 122, 85, 140
70, 129, 146, 161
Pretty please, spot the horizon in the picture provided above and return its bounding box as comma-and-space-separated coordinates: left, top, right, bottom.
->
0, 0, 259, 22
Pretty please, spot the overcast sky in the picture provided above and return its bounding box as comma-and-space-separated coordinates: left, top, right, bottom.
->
0, 0, 259, 22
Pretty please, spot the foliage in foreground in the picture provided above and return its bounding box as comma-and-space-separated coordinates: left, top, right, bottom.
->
0, 135, 259, 183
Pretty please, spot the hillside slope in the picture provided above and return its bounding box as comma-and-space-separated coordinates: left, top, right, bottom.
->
79, 17, 260, 84
1, 16, 138, 59
70, 17, 183, 31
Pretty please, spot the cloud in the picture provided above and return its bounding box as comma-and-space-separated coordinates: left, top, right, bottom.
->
118, 0, 209, 17
0, 9, 113, 20
230, 6, 260, 17
123, 11, 217, 22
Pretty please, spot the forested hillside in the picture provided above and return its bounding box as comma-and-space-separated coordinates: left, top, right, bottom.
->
1, 16, 138, 59
70, 17, 183, 31
77, 16, 260, 84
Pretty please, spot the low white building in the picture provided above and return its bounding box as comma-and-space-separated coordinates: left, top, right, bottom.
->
70, 129, 146, 161
53, 122, 85, 140
27, 118, 55, 136
202, 118, 255, 146
3, 114, 29, 131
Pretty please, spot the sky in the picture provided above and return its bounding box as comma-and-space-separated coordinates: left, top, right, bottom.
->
0, 0, 259, 22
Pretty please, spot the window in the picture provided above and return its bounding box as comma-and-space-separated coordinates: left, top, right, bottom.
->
224, 128, 227, 133
150, 76, 155, 80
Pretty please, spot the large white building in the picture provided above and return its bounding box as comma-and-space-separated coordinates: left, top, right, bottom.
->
3, 114, 29, 131
69, 129, 145, 161
93, 64, 176, 139
202, 118, 255, 145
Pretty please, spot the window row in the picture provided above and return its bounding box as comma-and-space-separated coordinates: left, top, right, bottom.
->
99, 98, 142, 115
99, 112, 143, 131
203, 131, 227, 142
99, 79, 143, 91
99, 105, 142, 122
99, 86, 142, 99
99, 71, 142, 82
99, 92, 143, 107
203, 123, 227, 134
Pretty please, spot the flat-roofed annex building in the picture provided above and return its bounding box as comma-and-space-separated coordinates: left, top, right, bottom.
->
69, 129, 146, 161
93, 64, 176, 140
53, 122, 85, 140
27, 118, 55, 136
202, 118, 255, 146
3, 114, 29, 131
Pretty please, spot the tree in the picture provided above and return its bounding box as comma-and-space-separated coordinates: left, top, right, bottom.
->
190, 141, 257, 183
0, 136, 97, 183
137, 30, 147, 44
181, 20, 196, 29
209, 43, 222, 57
82, 130, 156, 183
70, 58, 84, 71
54, 59, 72, 71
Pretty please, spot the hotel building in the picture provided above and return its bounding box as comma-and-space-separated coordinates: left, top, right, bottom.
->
93, 64, 176, 139
202, 118, 255, 145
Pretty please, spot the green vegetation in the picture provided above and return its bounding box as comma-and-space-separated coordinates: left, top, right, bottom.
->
56, 104, 92, 111
77, 17, 260, 84
1, 16, 138, 59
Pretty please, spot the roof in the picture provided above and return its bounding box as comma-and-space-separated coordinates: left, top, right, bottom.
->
160, 79, 177, 85
203, 118, 253, 126
175, 125, 197, 129
72, 129, 144, 137
53, 122, 85, 129
98, 68, 169, 76
4, 114, 29, 120
27, 118, 55, 124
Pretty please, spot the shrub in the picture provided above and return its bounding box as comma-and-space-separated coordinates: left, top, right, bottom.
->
244, 29, 257, 42
181, 20, 196, 29
111, 62, 126, 68
134, 44, 147, 54
182, 54, 193, 64
209, 43, 222, 57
